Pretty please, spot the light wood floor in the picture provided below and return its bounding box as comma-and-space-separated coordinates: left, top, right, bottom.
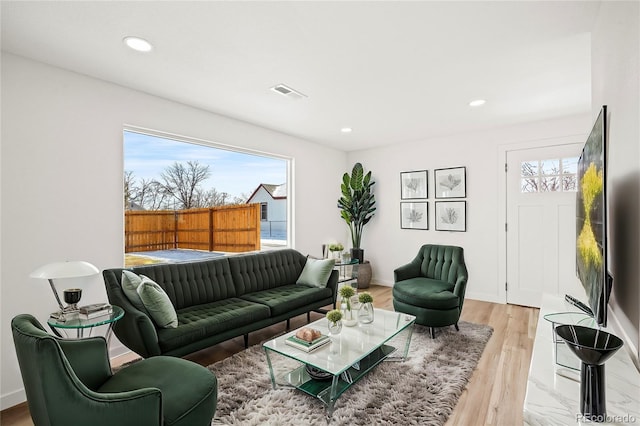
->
1, 285, 538, 425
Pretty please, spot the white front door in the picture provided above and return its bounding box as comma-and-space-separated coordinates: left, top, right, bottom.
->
506, 144, 583, 307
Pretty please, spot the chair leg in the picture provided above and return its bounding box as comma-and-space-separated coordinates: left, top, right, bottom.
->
244, 334, 249, 348
454, 323, 460, 331
307, 312, 311, 323
286, 318, 290, 330
429, 327, 435, 339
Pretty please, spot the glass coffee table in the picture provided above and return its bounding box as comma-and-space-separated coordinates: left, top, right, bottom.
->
263, 308, 415, 418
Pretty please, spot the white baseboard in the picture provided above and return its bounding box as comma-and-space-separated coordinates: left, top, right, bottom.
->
609, 309, 640, 372
1, 388, 26, 411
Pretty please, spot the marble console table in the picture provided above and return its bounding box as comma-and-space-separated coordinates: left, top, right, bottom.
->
524, 293, 640, 425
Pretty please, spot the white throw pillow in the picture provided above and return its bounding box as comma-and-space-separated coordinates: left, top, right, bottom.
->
121, 270, 148, 313
296, 257, 335, 288
136, 276, 178, 329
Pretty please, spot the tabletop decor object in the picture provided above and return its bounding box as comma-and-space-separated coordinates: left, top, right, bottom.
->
326, 309, 343, 354
358, 292, 374, 324
339, 285, 357, 326
63, 288, 82, 312
329, 243, 344, 259
30, 260, 100, 321
555, 324, 623, 422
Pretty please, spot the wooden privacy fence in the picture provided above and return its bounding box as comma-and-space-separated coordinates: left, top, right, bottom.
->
125, 204, 261, 253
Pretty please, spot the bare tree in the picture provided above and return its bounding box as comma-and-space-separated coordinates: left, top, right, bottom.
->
136, 179, 169, 210
124, 171, 135, 209
159, 161, 211, 209
193, 188, 230, 207
126, 161, 249, 210
231, 192, 249, 205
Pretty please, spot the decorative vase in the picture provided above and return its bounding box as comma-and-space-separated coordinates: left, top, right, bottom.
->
351, 248, 364, 264
328, 320, 342, 336
358, 302, 374, 324
341, 297, 358, 327
555, 325, 624, 421
332, 250, 341, 260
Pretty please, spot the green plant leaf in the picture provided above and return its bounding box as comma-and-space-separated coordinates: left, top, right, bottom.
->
350, 163, 364, 191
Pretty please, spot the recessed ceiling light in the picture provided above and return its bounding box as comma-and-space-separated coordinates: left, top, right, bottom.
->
341, 127, 353, 133
469, 99, 486, 107
123, 36, 153, 52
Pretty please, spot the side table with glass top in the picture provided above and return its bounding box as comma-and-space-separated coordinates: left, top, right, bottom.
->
47, 305, 124, 346
334, 258, 359, 289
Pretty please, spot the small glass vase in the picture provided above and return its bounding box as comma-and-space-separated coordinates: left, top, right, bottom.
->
341, 297, 358, 327
358, 302, 374, 324
328, 320, 342, 335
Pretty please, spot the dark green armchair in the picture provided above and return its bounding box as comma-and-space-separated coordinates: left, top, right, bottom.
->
393, 244, 468, 338
11, 314, 217, 426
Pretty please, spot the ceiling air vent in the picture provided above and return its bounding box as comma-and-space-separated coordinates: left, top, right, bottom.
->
270, 84, 307, 100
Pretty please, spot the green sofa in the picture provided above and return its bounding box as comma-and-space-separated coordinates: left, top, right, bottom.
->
103, 249, 338, 358
392, 244, 468, 338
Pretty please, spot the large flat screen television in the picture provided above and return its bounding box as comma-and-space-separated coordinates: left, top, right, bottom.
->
575, 105, 612, 327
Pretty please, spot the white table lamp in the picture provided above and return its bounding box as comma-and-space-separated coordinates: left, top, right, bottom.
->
30, 261, 100, 320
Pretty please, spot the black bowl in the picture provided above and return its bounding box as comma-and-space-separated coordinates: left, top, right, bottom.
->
63, 288, 82, 305
555, 324, 623, 365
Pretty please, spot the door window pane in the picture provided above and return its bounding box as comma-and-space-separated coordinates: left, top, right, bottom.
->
520, 156, 578, 193
521, 161, 538, 177
521, 178, 538, 193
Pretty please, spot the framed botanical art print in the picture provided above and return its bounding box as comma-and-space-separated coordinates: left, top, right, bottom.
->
400, 170, 428, 199
401, 202, 428, 230
435, 201, 466, 232
434, 167, 466, 198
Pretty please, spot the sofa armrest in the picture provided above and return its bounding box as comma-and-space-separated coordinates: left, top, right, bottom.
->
103, 269, 162, 358
394, 261, 421, 283
58, 336, 112, 390
326, 269, 339, 305
453, 262, 469, 310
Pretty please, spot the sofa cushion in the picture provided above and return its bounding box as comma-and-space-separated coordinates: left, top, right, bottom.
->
240, 285, 333, 316
296, 257, 335, 288
121, 270, 149, 313
157, 298, 270, 352
132, 258, 236, 309
138, 276, 178, 328
228, 249, 306, 295
97, 356, 217, 426
393, 278, 459, 310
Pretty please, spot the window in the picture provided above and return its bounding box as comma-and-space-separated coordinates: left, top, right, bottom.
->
123, 129, 289, 266
520, 157, 578, 193
260, 203, 268, 221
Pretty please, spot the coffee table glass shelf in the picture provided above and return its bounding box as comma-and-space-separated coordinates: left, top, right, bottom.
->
263, 309, 415, 418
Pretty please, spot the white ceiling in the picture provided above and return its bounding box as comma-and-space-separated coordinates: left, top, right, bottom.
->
1, 1, 600, 151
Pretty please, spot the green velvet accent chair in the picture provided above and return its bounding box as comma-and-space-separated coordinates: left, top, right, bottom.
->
393, 244, 468, 338
11, 314, 217, 426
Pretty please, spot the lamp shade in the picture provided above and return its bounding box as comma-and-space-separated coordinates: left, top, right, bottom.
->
30, 261, 99, 280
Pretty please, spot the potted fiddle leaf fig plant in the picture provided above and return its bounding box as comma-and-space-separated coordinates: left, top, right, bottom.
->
337, 162, 376, 264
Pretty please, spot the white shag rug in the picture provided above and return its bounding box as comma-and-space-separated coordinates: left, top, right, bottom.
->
209, 322, 493, 425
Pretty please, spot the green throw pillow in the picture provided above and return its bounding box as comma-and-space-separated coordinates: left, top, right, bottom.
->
121, 270, 148, 314
136, 276, 178, 329
296, 257, 335, 288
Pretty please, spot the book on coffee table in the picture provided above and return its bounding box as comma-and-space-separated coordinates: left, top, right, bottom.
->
285, 334, 330, 352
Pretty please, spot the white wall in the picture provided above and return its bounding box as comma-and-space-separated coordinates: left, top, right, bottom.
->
592, 1, 640, 364
0, 53, 347, 409
347, 114, 590, 304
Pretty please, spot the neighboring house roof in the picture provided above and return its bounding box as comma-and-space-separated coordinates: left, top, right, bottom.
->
247, 183, 287, 203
